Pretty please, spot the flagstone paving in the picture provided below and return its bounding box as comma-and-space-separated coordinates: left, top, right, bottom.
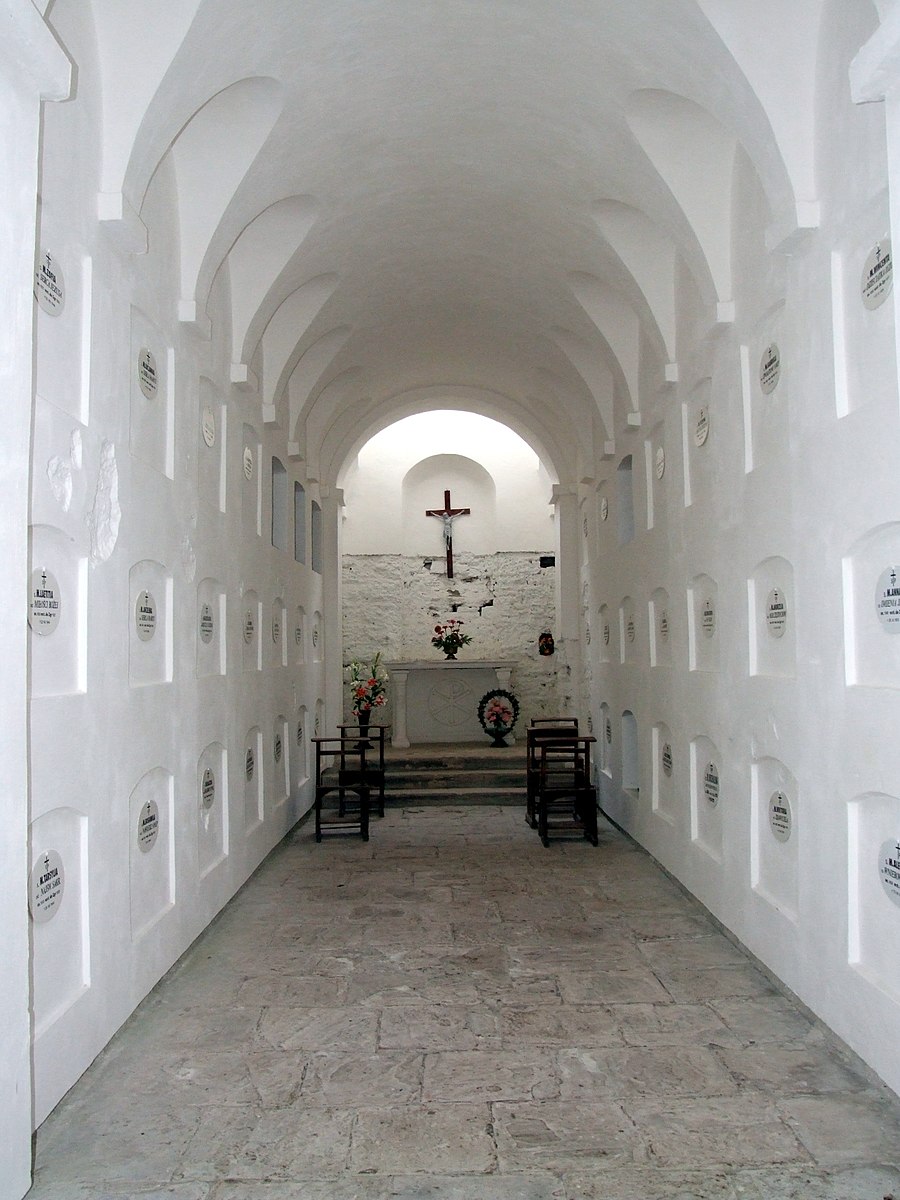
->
28, 806, 900, 1199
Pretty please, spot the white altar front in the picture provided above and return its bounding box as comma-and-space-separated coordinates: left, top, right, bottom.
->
386, 660, 516, 747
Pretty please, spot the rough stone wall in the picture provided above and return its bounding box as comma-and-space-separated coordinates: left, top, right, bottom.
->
342, 552, 561, 729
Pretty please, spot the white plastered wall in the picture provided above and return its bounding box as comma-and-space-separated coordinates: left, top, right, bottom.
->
26, 4, 326, 1129
588, 2, 900, 1098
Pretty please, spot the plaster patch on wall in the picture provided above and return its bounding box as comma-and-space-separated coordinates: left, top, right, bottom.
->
181, 533, 197, 582
46, 429, 84, 513
47, 456, 73, 512
87, 441, 121, 564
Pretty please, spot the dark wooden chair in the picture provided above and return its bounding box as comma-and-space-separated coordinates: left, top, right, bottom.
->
336, 723, 389, 817
535, 734, 598, 848
311, 735, 372, 841
525, 718, 579, 828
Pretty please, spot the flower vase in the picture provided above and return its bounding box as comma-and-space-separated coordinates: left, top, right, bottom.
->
444, 652, 456, 660
356, 709, 371, 747
489, 727, 509, 748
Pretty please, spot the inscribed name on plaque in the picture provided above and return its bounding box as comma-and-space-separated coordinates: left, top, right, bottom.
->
201, 767, 216, 810
861, 239, 893, 310
662, 743, 673, 777
875, 566, 900, 633
694, 406, 710, 447
243, 447, 254, 480
703, 762, 720, 807
29, 850, 64, 923
243, 610, 255, 644
199, 602, 215, 644
701, 598, 716, 639
34, 251, 65, 316
769, 791, 792, 842
274, 732, 283, 763
29, 568, 61, 635
137, 348, 158, 400
245, 747, 255, 781
201, 405, 216, 447
879, 839, 900, 909
766, 588, 788, 638
759, 343, 781, 395
655, 447, 666, 479
137, 800, 160, 853
135, 590, 157, 641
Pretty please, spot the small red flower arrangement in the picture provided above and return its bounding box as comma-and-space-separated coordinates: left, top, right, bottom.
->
431, 619, 472, 659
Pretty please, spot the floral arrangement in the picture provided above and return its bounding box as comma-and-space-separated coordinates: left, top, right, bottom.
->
347, 652, 388, 715
477, 688, 520, 745
431, 618, 472, 658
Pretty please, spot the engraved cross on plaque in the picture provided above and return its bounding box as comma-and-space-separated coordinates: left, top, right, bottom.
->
425, 488, 470, 579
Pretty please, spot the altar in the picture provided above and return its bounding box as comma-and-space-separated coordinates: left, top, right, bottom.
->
385, 660, 517, 747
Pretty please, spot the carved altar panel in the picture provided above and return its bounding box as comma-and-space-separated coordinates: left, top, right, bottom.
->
386, 660, 515, 746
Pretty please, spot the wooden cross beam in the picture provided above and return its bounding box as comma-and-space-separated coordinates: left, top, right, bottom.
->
425, 488, 470, 579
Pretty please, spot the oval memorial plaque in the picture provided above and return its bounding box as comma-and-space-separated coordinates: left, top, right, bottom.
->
29, 849, 64, 923
135, 590, 157, 642
29, 568, 61, 636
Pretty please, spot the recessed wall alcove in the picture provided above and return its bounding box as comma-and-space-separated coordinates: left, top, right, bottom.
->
682, 378, 712, 508
749, 556, 795, 678
196, 578, 225, 677
293, 706, 309, 798
272, 715, 290, 809
311, 610, 323, 662
293, 605, 306, 664
619, 596, 638, 664
649, 587, 672, 667
599, 702, 612, 777
33, 245, 91, 424
128, 560, 172, 688
241, 589, 261, 672
197, 742, 228, 879
598, 604, 612, 662
129, 307, 173, 479
742, 302, 787, 474
616, 455, 635, 545
29, 806, 88, 1037
843, 522, 900, 687
198, 375, 226, 513
691, 735, 723, 862
831, 195, 895, 420
652, 721, 677, 826
751, 756, 798, 920
241, 423, 262, 538
848, 790, 900, 1003
688, 573, 719, 673
644, 422, 666, 532
244, 726, 264, 834
621, 710, 639, 793
270, 597, 287, 668
128, 767, 174, 940
29, 523, 87, 698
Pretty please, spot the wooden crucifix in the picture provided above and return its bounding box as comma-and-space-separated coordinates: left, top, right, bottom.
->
425, 488, 470, 579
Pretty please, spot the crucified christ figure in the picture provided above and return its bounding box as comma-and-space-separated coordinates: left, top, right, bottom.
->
425, 488, 470, 579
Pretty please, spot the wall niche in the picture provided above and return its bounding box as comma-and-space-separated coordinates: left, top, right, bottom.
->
848, 790, 900, 1003
242, 423, 262, 538
688, 573, 719, 673
244, 726, 264, 834
652, 721, 677, 826
649, 587, 672, 667
196, 578, 226, 677
29, 523, 86, 698
749, 556, 795, 678
270, 597, 287, 669
620, 596, 638, 665
128, 767, 174, 940
198, 375, 226, 513
128, 560, 173, 688
272, 714, 290, 810
598, 603, 612, 663
197, 742, 228, 879
29, 806, 88, 1036
129, 306, 173, 478
843, 522, 900, 688
681, 376, 711, 509
241, 589, 262, 672
751, 756, 798, 920
690, 735, 723, 862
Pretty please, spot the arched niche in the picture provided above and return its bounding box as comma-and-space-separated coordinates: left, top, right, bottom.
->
401, 455, 497, 558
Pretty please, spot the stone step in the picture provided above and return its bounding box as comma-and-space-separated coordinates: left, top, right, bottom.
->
385, 787, 527, 807
384, 769, 524, 789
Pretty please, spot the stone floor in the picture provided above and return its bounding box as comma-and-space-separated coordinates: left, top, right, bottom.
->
29, 806, 900, 1200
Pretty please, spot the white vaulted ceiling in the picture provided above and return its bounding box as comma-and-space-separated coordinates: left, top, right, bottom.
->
90, 0, 825, 483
